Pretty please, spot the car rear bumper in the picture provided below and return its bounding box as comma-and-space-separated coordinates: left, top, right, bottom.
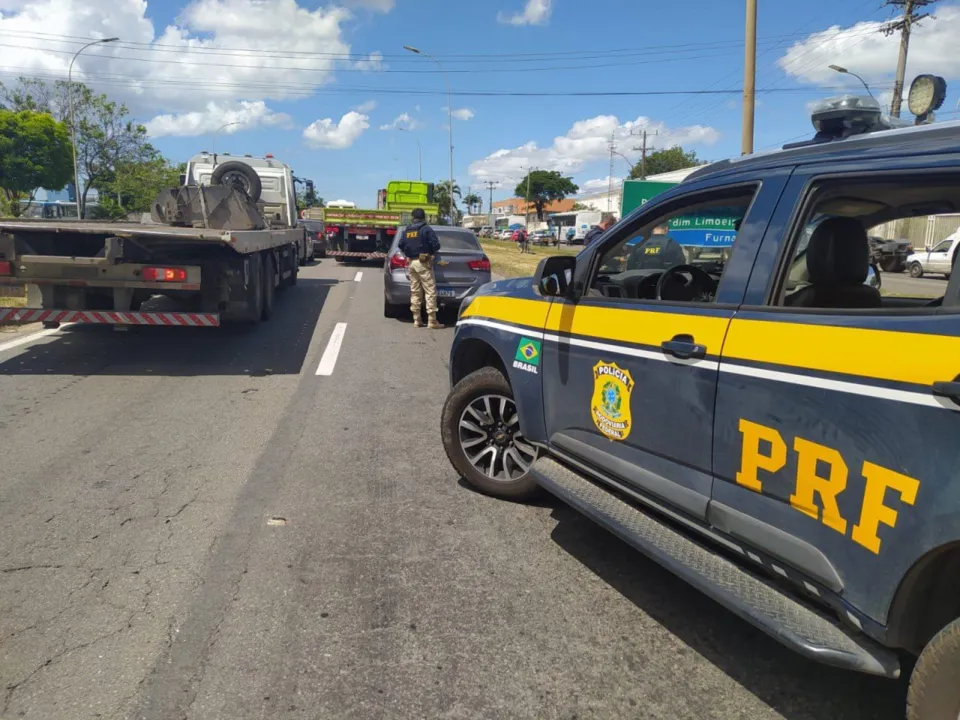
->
384, 274, 488, 306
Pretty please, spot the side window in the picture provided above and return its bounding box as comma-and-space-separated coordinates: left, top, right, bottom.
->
774, 176, 955, 309
587, 188, 757, 304
931, 239, 952, 253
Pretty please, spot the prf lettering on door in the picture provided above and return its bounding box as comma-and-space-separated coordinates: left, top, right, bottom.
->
735, 419, 920, 554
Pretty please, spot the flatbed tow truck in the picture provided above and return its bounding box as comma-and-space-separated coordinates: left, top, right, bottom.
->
0, 153, 306, 328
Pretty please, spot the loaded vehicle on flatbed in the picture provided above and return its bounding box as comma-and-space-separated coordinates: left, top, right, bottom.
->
0, 152, 308, 328
309, 180, 440, 262
442, 88, 960, 719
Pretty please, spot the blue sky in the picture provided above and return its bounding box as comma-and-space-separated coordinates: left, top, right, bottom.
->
3, 0, 959, 207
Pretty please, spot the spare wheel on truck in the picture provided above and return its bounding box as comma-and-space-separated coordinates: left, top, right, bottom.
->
211, 161, 263, 202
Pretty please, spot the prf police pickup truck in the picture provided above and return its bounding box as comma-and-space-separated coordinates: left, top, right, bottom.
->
441, 95, 960, 719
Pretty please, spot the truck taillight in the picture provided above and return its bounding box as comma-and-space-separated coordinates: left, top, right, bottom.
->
389, 253, 408, 269
0, 261, 11, 276
142, 266, 187, 282
468, 258, 491, 272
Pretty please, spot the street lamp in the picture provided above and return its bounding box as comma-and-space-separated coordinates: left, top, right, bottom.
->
69, 37, 119, 218
212, 121, 242, 168
403, 45, 453, 201
397, 126, 422, 180
828, 65, 876, 101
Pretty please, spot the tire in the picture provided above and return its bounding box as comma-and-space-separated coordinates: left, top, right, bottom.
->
441, 366, 540, 499
261, 252, 275, 321
384, 297, 403, 318
315, 240, 327, 259
211, 161, 262, 202
289, 244, 299, 286
909, 262, 924, 279
879, 257, 899, 273
242, 252, 263, 324
907, 617, 960, 720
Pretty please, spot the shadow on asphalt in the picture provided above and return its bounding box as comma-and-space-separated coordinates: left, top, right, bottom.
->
547, 504, 909, 720
0, 278, 338, 377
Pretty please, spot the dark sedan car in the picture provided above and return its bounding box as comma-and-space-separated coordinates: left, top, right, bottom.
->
383, 226, 492, 317
298, 219, 327, 259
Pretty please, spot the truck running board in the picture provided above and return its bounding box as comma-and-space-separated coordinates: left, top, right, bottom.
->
531, 457, 901, 678
0, 308, 220, 327
328, 251, 386, 260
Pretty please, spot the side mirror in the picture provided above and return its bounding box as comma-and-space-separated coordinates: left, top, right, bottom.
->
534, 255, 576, 297
866, 262, 882, 289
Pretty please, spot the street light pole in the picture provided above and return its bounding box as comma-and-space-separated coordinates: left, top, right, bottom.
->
212, 121, 243, 168
741, 0, 757, 155
403, 45, 453, 199
828, 65, 876, 101
68, 37, 119, 219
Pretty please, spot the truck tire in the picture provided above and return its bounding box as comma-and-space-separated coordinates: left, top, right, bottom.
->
288, 244, 299, 286
261, 252, 275, 321
242, 252, 263, 323
879, 257, 900, 273
211, 161, 262, 202
909, 261, 924, 278
440, 366, 540, 500
907, 617, 960, 720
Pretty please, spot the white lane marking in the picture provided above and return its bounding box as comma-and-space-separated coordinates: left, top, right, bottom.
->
354, 271, 363, 282
0, 324, 67, 353
315, 322, 347, 376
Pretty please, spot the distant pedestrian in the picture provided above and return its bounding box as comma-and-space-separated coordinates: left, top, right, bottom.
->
398, 208, 443, 329
566, 226, 575, 244
516, 227, 529, 254
583, 214, 616, 247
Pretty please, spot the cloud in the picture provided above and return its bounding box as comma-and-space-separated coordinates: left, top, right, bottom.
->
579, 177, 623, 194
778, 7, 960, 90
450, 107, 475, 121
303, 111, 369, 149
354, 51, 385, 72
145, 100, 290, 137
498, 0, 552, 26
468, 114, 720, 183
341, 0, 393, 11
379, 112, 419, 131
354, 99, 377, 113
0, 0, 351, 118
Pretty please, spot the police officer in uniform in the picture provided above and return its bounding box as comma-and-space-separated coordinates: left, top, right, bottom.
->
399, 208, 443, 329
583, 214, 615, 247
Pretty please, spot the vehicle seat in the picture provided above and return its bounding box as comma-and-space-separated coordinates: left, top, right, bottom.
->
786, 217, 882, 309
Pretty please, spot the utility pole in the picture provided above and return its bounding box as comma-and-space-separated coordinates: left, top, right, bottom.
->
484, 180, 498, 231
882, 0, 936, 117
525, 169, 534, 228
741, 0, 757, 155
630, 129, 658, 180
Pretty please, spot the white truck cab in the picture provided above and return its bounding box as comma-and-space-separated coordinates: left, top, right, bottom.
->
906, 231, 960, 278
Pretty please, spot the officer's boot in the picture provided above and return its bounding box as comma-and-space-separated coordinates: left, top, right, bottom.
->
427, 312, 444, 329
412, 311, 424, 328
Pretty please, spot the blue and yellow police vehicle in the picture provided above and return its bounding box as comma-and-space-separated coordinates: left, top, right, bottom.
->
442, 84, 960, 719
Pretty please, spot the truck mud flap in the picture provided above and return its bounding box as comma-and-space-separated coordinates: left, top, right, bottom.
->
531, 456, 901, 678
0, 308, 219, 327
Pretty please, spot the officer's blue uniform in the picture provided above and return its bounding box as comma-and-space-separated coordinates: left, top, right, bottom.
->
399, 221, 443, 327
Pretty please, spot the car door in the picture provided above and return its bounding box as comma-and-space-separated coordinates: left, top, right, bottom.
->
539, 173, 790, 522
711, 167, 960, 624
926, 239, 953, 274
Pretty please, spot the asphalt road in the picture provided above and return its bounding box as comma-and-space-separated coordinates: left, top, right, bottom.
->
0, 259, 910, 720
879, 270, 949, 297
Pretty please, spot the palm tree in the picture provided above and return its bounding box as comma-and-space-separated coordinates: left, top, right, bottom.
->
435, 180, 462, 224
463, 192, 482, 215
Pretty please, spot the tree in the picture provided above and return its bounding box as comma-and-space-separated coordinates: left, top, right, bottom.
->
629, 146, 701, 179
571, 202, 592, 211
514, 170, 578, 221
462, 192, 482, 215
296, 181, 323, 213
1, 77, 156, 218
95, 154, 182, 219
0, 109, 72, 217
435, 180, 462, 224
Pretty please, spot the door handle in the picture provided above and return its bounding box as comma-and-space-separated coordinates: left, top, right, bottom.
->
932, 380, 960, 404
661, 334, 707, 361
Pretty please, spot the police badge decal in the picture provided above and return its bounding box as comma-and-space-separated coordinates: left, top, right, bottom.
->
591, 361, 634, 441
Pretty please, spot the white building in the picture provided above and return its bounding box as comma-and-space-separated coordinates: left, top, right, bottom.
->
573, 167, 703, 219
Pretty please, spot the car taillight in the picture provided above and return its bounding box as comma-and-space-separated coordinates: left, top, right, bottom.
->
142, 266, 187, 282
468, 257, 491, 272
389, 253, 408, 269
0, 260, 11, 276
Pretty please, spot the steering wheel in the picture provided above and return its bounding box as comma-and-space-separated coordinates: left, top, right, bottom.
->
656, 264, 717, 302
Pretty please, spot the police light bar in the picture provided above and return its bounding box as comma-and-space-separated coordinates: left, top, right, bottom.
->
785, 95, 910, 149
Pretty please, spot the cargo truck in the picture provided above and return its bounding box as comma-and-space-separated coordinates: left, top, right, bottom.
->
0, 153, 307, 328
310, 180, 440, 262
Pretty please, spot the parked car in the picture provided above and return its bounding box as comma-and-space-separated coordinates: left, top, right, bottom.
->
497, 229, 514, 240
530, 229, 556, 246
298, 219, 327, 259
906, 232, 960, 278
510, 229, 526, 242
383, 226, 492, 318
479, 226, 494, 238
869, 236, 912, 273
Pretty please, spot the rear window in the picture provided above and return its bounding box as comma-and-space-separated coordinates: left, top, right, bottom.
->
437, 231, 481, 250
300, 221, 323, 232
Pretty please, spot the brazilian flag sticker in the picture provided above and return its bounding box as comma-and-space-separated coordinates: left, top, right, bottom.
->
515, 337, 542, 367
